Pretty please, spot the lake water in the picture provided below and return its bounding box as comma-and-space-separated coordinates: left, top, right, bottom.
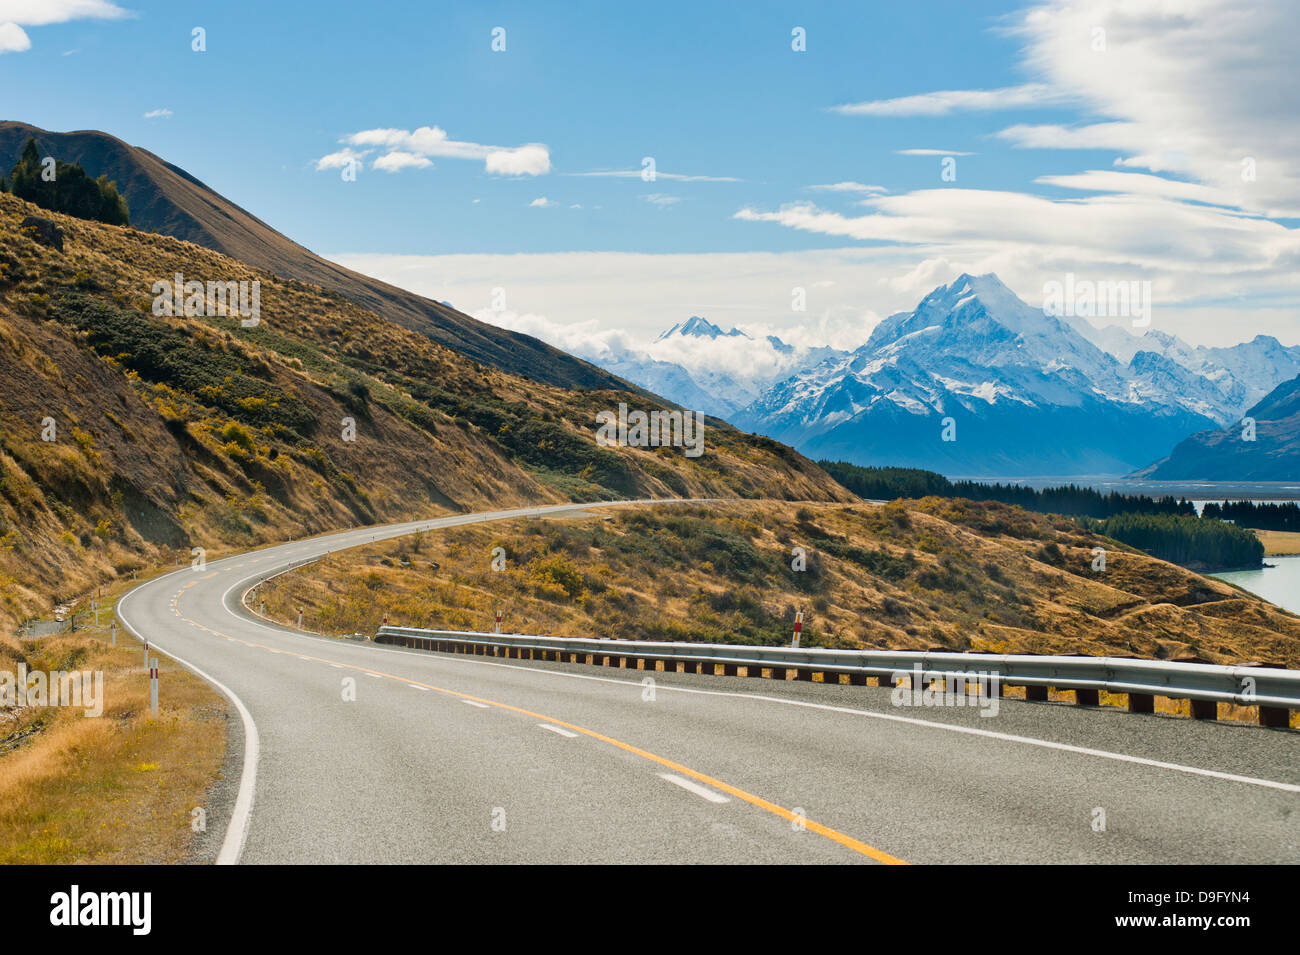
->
1213, 556, 1300, 616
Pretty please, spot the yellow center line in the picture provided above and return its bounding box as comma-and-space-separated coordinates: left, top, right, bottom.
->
179, 612, 906, 865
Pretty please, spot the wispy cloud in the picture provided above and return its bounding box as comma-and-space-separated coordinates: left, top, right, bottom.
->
143, 108, 172, 120
831, 83, 1065, 116
317, 125, 551, 177
895, 149, 975, 157
372, 151, 432, 172
641, 194, 681, 206
568, 169, 741, 183
807, 182, 888, 194
529, 197, 553, 208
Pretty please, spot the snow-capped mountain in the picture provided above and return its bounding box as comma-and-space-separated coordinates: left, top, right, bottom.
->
655, 315, 748, 342
592, 317, 846, 419
734, 273, 1226, 477
1068, 322, 1300, 422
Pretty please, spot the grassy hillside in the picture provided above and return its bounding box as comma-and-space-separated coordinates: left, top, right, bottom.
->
0, 120, 631, 391
0, 191, 848, 630
255, 499, 1300, 668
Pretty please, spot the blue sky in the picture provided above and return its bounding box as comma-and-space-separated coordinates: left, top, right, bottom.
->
3, 0, 1299, 353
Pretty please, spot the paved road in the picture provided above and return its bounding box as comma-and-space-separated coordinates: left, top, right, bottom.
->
117, 501, 1300, 864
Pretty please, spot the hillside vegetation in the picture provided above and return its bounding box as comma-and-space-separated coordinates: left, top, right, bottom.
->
256, 499, 1300, 668
0, 191, 847, 630
0, 121, 624, 390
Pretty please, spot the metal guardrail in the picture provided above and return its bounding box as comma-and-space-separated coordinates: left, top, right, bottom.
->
376, 626, 1299, 728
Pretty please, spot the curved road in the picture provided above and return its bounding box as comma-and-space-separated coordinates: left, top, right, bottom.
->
117, 501, 1300, 864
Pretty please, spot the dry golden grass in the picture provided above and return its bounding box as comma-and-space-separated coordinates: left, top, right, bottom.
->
255, 499, 1300, 666
1252, 528, 1300, 556
0, 189, 848, 633
0, 579, 227, 864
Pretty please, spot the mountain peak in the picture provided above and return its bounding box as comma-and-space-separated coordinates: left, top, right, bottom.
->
656, 316, 749, 341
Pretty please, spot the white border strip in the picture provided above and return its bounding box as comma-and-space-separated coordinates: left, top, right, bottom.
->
117, 570, 259, 866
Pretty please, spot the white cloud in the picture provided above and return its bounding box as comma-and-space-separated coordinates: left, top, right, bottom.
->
1034, 170, 1241, 208
808, 182, 888, 194
373, 151, 433, 172
143, 108, 172, 120
314, 148, 367, 171
327, 245, 1300, 351
831, 83, 1065, 116
0, 0, 127, 53
641, 194, 681, 206
319, 125, 550, 177
0, 1, 129, 27
568, 169, 741, 183
528, 197, 553, 208
485, 144, 550, 176
1001, 0, 1300, 217
992, 121, 1140, 152
0, 21, 29, 52
895, 149, 976, 157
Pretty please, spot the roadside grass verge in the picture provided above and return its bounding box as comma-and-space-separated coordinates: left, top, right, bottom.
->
0, 581, 228, 864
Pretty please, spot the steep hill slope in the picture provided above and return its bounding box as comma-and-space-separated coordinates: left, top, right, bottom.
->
0, 121, 624, 391
0, 191, 848, 630
1137, 375, 1300, 480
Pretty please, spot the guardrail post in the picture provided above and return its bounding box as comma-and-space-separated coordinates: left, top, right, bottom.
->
1075, 688, 1100, 706
1189, 699, 1218, 721
1127, 692, 1154, 713
1024, 684, 1049, 701
1259, 706, 1291, 729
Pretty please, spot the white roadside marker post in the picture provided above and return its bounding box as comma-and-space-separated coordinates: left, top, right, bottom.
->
143, 639, 150, 669
110, 620, 117, 647
297, 607, 304, 630
792, 610, 804, 648
92, 599, 99, 627
495, 609, 502, 634
149, 659, 159, 714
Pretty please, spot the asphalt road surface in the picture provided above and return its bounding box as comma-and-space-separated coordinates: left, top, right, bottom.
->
116, 501, 1300, 864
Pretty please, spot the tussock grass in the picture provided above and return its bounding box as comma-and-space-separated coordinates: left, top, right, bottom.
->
256, 499, 1300, 669
0, 586, 227, 864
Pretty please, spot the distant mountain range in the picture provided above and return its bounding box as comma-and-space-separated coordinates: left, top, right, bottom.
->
0, 121, 626, 391
1136, 374, 1300, 481
599, 315, 845, 419
589, 273, 1300, 478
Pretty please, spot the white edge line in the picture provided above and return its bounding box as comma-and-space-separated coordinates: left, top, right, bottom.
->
117, 573, 258, 866
659, 772, 730, 803
537, 722, 579, 738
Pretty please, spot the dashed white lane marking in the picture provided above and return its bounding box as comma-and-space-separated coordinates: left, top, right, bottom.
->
407, 684, 429, 691
537, 723, 579, 738
461, 699, 490, 709
365, 673, 382, 679
330, 664, 344, 669
658, 773, 730, 804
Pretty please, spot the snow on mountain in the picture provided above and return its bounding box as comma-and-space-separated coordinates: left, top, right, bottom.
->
1067, 320, 1300, 421
734, 273, 1221, 477
591, 317, 849, 419
654, 315, 749, 342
